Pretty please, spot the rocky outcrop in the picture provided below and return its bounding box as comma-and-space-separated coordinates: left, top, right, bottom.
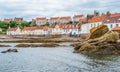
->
15, 43, 59, 47
89, 24, 109, 39
0, 45, 11, 47
74, 25, 120, 55
15, 44, 30, 47
1, 49, 18, 53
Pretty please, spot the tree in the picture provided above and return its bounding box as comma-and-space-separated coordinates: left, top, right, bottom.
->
41, 22, 49, 26
67, 21, 73, 24
10, 21, 17, 27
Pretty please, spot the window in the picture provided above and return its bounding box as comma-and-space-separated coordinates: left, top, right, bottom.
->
98, 23, 99, 26
94, 24, 96, 27
110, 24, 113, 29
91, 24, 92, 27
116, 24, 119, 27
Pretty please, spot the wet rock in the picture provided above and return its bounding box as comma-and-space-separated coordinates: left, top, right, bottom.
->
15, 44, 31, 47
1, 49, 18, 53
15, 43, 59, 47
31, 43, 59, 47
0, 45, 11, 47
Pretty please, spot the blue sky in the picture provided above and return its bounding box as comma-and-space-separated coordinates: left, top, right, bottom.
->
0, 0, 120, 21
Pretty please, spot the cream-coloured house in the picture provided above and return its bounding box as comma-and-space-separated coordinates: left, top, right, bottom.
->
36, 17, 47, 26
22, 27, 36, 35
22, 26, 49, 35
51, 24, 64, 35
80, 15, 106, 34
7, 27, 21, 35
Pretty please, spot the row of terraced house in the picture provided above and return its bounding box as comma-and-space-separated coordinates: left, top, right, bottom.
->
7, 24, 79, 36
6, 13, 120, 36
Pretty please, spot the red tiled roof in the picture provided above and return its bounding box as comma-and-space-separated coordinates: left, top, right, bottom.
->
36, 17, 46, 20
78, 18, 87, 24
22, 26, 38, 31
50, 17, 59, 20
22, 26, 49, 31
63, 24, 78, 29
52, 24, 78, 29
90, 15, 106, 23
73, 14, 83, 18
51, 24, 65, 28
110, 13, 120, 17
112, 26, 120, 31
43, 26, 49, 31
8, 28, 17, 31
60, 16, 71, 19
103, 16, 120, 23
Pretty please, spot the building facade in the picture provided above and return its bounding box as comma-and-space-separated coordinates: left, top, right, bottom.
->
14, 17, 23, 22
4, 18, 12, 22
36, 17, 47, 26
103, 16, 120, 31
7, 27, 21, 35
59, 16, 72, 24
73, 14, 83, 23
49, 17, 59, 25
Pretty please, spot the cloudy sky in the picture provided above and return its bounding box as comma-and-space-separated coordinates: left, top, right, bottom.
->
0, 0, 120, 21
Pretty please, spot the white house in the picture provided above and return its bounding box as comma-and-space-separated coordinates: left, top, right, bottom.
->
103, 16, 120, 31
22, 26, 36, 35
73, 14, 83, 23
51, 24, 79, 35
80, 15, 106, 34
59, 16, 72, 24
22, 26, 49, 35
51, 24, 64, 35
7, 27, 21, 35
63, 24, 79, 35
49, 17, 59, 25
36, 17, 47, 26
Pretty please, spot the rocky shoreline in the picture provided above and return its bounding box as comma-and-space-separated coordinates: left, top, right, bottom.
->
15, 43, 60, 47
0, 45, 11, 47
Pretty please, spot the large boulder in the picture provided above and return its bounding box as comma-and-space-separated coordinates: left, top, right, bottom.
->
74, 24, 120, 55
89, 24, 109, 39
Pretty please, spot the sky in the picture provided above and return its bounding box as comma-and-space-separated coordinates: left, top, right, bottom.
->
0, 0, 120, 21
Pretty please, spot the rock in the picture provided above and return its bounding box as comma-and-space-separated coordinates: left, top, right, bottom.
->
15, 44, 31, 47
89, 24, 109, 39
9, 49, 18, 52
15, 43, 59, 47
74, 24, 120, 55
0, 45, 11, 47
1, 49, 18, 53
1, 51, 7, 53
31, 43, 59, 47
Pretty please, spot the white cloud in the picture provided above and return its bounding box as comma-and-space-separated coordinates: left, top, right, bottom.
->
0, 0, 120, 21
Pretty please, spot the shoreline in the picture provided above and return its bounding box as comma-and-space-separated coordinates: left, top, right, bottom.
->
0, 36, 81, 43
